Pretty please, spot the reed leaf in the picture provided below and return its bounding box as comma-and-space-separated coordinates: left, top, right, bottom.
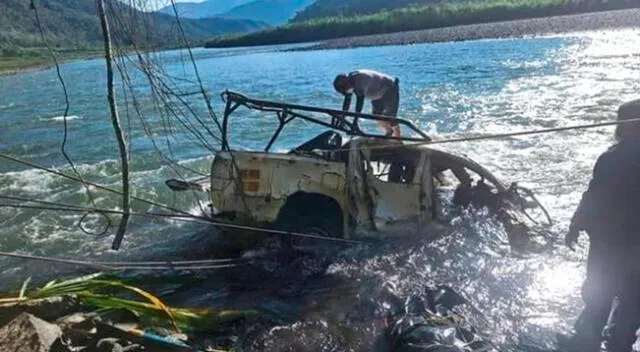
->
0, 273, 259, 334
19, 277, 31, 299
90, 280, 180, 333
81, 294, 258, 332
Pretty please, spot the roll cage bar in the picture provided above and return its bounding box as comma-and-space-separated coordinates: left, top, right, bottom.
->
220, 91, 432, 152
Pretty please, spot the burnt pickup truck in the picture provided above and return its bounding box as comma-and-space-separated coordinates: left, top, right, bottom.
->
168, 91, 551, 249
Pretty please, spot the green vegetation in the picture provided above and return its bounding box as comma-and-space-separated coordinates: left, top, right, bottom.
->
0, 0, 267, 48
1, 273, 257, 333
0, 0, 267, 73
293, 0, 431, 21
206, 0, 640, 48
0, 48, 104, 75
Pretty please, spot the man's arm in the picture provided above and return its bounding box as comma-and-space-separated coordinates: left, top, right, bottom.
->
567, 151, 619, 247
572, 153, 620, 230
342, 94, 352, 112
566, 196, 588, 249
355, 95, 365, 114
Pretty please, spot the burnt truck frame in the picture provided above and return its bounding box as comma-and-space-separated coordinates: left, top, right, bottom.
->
170, 91, 551, 247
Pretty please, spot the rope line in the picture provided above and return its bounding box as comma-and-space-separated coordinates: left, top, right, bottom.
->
168, 0, 224, 133
0, 251, 239, 271
165, 1, 255, 221
324, 117, 640, 153
0, 180, 361, 244
0, 202, 362, 244
92, 259, 238, 265
0, 152, 194, 217
30, 0, 112, 236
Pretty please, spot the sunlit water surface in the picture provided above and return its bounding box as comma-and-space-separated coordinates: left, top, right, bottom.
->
2, 29, 640, 351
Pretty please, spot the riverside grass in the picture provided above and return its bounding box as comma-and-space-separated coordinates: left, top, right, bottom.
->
0, 48, 104, 75
206, 0, 638, 47
0, 273, 258, 333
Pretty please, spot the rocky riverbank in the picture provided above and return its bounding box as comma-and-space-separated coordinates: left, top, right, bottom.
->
304, 8, 640, 50
0, 275, 497, 352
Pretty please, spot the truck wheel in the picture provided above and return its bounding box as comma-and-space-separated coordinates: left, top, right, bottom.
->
277, 214, 341, 254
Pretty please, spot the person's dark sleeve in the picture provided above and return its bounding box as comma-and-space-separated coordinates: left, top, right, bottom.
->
570, 151, 621, 236
342, 94, 352, 112
355, 95, 365, 113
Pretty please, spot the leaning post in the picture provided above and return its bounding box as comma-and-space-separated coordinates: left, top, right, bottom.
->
96, 0, 131, 250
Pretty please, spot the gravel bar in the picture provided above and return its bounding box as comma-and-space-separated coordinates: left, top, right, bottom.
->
305, 8, 640, 50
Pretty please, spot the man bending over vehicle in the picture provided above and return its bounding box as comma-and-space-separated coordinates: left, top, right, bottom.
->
333, 69, 401, 137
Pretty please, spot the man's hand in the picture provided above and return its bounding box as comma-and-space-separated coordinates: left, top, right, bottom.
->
565, 227, 580, 251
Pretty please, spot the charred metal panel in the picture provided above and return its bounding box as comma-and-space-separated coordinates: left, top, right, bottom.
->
418, 153, 434, 225
347, 142, 377, 237
356, 141, 424, 236
211, 151, 346, 224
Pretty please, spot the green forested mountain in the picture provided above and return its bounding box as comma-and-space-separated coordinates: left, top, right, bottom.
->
218, 0, 315, 25
0, 0, 268, 51
292, 0, 638, 21
158, 0, 314, 26
207, 0, 640, 48
157, 0, 254, 19
293, 0, 434, 21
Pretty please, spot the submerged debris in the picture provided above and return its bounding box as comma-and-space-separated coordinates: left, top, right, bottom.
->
246, 278, 496, 352
380, 286, 495, 352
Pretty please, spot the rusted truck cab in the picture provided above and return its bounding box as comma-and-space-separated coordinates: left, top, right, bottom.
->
177, 91, 550, 248
209, 137, 441, 240
209, 150, 347, 236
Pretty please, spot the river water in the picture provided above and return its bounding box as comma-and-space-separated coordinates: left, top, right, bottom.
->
1, 28, 640, 350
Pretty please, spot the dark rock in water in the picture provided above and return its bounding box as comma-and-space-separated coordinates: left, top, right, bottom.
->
56, 312, 99, 330
94, 337, 143, 352
0, 295, 79, 327
404, 295, 427, 315
385, 290, 493, 352
56, 312, 101, 348
425, 286, 469, 313
0, 313, 62, 352
388, 313, 484, 352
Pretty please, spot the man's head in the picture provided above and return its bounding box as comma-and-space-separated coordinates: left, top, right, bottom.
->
333, 74, 354, 95
616, 99, 640, 141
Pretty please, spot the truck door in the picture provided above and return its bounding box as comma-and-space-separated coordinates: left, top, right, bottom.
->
346, 140, 431, 237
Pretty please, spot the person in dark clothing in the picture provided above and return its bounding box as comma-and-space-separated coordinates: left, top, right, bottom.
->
565, 99, 640, 352
333, 69, 401, 137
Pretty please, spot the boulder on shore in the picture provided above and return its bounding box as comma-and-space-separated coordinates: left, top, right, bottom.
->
0, 313, 62, 352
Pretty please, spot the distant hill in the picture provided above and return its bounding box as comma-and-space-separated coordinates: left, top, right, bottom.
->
218, 0, 315, 25
293, 0, 432, 21
157, 0, 254, 19
207, 0, 640, 48
0, 0, 267, 51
